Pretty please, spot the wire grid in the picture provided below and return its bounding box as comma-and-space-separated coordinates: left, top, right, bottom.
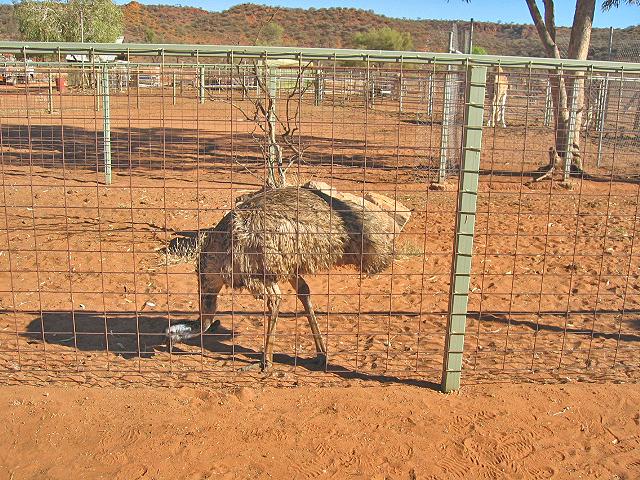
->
465, 65, 640, 384
0, 49, 638, 388
0, 56, 461, 387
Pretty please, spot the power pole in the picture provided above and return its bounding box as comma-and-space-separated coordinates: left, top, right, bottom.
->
80, 10, 84, 43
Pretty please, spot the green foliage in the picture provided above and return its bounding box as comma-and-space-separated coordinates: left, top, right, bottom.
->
13, 0, 66, 41
67, 0, 123, 42
602, 0, 639, 10
352, 26, 414, 51
13, 0, 123, 42
143, 25, 156, 43
472, 45, 487, 54
256, 21, 284, 46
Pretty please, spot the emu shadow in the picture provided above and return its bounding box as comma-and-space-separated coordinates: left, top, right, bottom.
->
269, 352, 440, 390
24, 311, 181, 359
22, 310, 261, 363
21, 310, 441, 389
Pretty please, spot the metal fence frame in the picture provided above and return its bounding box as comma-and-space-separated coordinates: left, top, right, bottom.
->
1, 41, 640, 392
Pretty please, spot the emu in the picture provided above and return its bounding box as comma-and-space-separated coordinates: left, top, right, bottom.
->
487, 66, 508, 128
165, 185, 409, 370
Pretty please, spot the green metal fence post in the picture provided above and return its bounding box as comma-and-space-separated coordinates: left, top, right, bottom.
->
314, 65, 323, 106
180, 64, 184, 96
399, 72, 404, 113
438, 70, 453, 184
563, 78, 580, 182
199, 65, 205, 104
441, 64, 487, 393
427, 72, 434, 117
596, 75, 609, 167
172, 71, 177, 105
544, 78, 553, 127
96, 67, 101, 112
101, 65, 112, 185
47, 69, 53, 114
136, 71, 140, 109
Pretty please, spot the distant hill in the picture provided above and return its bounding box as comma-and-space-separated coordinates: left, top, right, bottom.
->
0, 4, 19, 40
0, 2, 638, 60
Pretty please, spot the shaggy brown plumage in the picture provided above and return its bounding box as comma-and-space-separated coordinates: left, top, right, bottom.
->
166, 186, 407, 369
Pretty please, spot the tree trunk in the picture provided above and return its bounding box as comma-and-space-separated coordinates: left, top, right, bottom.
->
561, 0, 595, 165
526, 0, 596, 172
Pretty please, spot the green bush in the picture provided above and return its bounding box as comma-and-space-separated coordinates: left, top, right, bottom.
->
353, 26, 413, 51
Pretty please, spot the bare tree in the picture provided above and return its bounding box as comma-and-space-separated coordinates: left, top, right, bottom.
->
525, 0, 638, 180
228, 60, 314, 188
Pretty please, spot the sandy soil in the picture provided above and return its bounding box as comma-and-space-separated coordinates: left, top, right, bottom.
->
1, 382, 639, 479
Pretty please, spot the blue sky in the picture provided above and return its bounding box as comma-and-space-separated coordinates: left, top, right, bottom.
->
0, 0, 638, 27
121, 0, 639, 28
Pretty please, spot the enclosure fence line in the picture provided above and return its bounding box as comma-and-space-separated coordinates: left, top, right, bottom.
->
1, 42, 639, 391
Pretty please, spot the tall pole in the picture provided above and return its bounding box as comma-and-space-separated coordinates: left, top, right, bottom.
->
80, 11, 84, 43
102, 66, 112, 185
80, 10, 85, 89
596, 26, 614, 167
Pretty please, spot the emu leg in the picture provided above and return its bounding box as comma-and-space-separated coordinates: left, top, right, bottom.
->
488, 104, 496, 127
499, 94, 507, 128
165, 273, 223, 349
263, 283, 282, 371
289, 276, 326, 363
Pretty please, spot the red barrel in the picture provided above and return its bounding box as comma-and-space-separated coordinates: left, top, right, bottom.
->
55, 76, 66, 93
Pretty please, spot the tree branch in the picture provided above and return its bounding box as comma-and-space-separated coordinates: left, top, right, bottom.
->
543, 0, 556, 41
253, 7, 282, 45
525, 0, 562, 58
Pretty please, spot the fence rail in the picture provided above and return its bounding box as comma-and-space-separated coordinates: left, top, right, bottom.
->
2, 41, 640, 70
1, 42, 639, 391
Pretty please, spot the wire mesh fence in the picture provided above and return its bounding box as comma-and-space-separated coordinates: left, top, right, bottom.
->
468, 64, 640, 384
0, 43, 639, 389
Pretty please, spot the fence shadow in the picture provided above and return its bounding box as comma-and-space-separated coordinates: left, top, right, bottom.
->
19, 310, 440, 390
5, 122, 635, 185
15, 308, 639, 387
467, 310, 640, 342
0, 123, 426, 175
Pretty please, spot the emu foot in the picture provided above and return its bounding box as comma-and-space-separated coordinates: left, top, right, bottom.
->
239, 355, 273, 373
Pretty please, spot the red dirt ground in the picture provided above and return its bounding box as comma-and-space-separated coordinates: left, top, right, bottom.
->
1, 382, 639, 479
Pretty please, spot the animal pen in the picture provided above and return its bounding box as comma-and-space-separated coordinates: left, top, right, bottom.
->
0, 43, 639, 392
